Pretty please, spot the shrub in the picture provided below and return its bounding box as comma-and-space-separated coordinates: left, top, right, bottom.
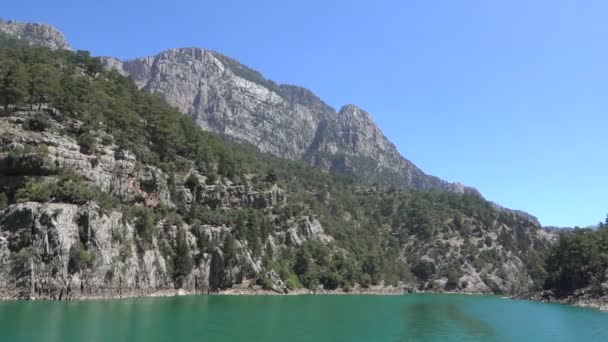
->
22, 113, 51, 131
0, 145, 51, 175
15, 179, 56, 203
411, 260, 436, 281
78, 132, 97, 154
11, 247, 38, 276
15, 170, 117, 208
68, 242, 95, 273
126, 206, 157, 245
285, 274, 301, 290
185, 173, 200, 191
0, 192, 8, 210
257, 275, 274, 290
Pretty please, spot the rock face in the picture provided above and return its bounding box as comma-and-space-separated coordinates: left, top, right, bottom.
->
0, 111, 298, 299
0, 19, 71, 50
101, 48, 477, 194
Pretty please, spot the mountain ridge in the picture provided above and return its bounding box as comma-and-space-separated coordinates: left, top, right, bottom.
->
101, 47, 480, 195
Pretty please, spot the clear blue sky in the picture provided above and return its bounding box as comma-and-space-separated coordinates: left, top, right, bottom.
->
4, 0, 607, 227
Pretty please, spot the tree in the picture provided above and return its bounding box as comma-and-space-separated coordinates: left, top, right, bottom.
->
28, 63, 60, 109
412, 260, 436, 281
294, 246, 318, 288
265, 170, 278, 183
173, 229, 194, 288
0, 59, 28, 112
0, 192, 7, 210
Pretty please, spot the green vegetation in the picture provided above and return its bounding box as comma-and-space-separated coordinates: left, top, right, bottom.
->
173, 228, 194, 288
0, 145, 52, 176
68, 241, 96, 273
15, 169, 116, 208
22, 112, 51, 131
0, 192, 7, 210
125, 206, 156, 246
544, 225, 608, 296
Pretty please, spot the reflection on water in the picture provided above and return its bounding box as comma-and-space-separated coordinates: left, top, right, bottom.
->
0, 295, 607, 342
400, 298, 496, 342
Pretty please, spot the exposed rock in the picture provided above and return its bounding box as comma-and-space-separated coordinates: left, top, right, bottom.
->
101, 48, 477, 194
284, 216, 333, 246
0, 19, 71, 50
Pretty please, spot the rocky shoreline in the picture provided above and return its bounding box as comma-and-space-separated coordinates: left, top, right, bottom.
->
2, 283, 608, 312
519, 289, 608, 312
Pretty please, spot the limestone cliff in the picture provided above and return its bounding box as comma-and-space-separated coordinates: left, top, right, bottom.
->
0, 19, 71, 50
101, 49, 477, 194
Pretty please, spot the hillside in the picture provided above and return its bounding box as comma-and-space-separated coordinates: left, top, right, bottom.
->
0, 38, 554, 299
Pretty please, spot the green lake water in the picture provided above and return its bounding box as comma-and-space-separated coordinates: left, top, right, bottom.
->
1, 294, 607, 341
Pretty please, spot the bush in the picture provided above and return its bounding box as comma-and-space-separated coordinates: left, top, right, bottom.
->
68, 242, 95, 273
257, 275, 274, 290
11, 247, 38, 275
0, 145, 51, 175
446, 265, 463, 288
285, 274, 301, 290
185, 173, 200, 191
15, 170, 117, 208
78, 132, 97, 154
15, 179, 56, 203
22, 113, 51, 131
127, 206, 157, 245
0, 192, 7, 210
412, 260, 436, 281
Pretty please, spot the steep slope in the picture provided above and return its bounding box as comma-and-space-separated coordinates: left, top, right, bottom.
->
0, 19, 71, 50
0, 43, 553, 299
102, 48, 477, 194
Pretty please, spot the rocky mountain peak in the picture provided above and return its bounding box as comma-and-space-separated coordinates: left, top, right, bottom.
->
0, 19, 71, 50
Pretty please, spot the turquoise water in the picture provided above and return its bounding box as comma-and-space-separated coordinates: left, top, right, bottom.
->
0, 294, 607, 341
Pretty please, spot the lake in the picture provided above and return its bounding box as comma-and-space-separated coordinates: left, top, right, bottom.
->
1, 294, 607, 341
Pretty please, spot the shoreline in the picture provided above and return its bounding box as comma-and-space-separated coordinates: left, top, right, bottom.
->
518, 292, 608, 312
2, 287, 607, 312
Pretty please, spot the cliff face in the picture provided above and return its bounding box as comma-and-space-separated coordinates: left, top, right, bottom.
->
0, 111, 307, 299
102, 49, 477, 194
0, 19, 71, 50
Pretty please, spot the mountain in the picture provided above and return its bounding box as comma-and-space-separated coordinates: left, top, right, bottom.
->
0, 27, 554, 299
0, 19, 71, 50
102, 48, 477, 194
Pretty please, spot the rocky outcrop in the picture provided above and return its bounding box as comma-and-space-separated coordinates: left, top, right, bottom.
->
0, 111, 334, 299
0, 113, 172, 207
284, 216, 334, 246
0, 202, 168, 299
0, 19, 71, 50
0, 202, 271, 299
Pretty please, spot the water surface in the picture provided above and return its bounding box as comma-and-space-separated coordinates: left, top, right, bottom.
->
1, 294, 607, 341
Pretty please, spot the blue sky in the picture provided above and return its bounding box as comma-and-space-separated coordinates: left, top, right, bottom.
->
4, 0, 607, 227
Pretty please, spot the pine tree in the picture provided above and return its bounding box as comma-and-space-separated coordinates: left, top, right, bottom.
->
28, 63, 60, 110
173, 229, 194, 288
0, 59, 28, 112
